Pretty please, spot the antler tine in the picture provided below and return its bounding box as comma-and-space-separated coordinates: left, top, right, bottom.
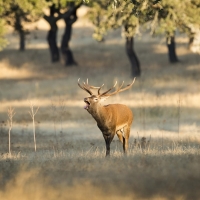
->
102, 81, 122, 96
100, 81, 118, 96
78, 78, 103, 95
83, 78, 101, 89
113, 81, 118, 87
98, 83, 104, 95
77, 78, 93, 95
78, 78, 84, 90
101, 78, 136, 97
118, 81, 124, 90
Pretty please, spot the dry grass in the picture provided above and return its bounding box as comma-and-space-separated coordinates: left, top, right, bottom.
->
0, 7, 200, 200
0, 139, 200, 200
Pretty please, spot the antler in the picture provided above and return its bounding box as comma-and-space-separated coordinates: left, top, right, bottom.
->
78, 78, 136, 96
100, 78, 136, 97
78, 78, 100, 95
99, 81, 118, 96
98, 83, 105, 95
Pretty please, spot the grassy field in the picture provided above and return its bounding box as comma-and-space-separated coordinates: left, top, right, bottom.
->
0, 7, 200, 200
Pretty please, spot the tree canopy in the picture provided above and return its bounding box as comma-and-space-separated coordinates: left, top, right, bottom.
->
0, 0, 200, 50
0, 0, 84, 50
87, 0, 200, 41
0, 0, 48, 50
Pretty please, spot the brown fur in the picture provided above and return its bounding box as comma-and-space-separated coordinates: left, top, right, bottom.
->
78, 79, 135, 157
84, 98, 133, 156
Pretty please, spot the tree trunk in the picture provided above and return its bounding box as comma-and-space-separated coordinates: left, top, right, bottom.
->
47, 30, 59, 62
19, 30, 25, 51
166, 34, 179, 63
188, 34, 194, 50
125, 36, 141, 77
61, 8, 78, 66
44, 5, 60, 62
15, 13, 25, 51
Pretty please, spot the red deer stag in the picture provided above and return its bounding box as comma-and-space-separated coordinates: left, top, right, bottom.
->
78, 78, 135, 156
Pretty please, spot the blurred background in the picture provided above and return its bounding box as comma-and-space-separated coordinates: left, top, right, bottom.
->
0, 0, 199, 130
0, 1, 200, 200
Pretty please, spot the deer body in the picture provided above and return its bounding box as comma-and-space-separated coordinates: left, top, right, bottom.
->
78, 79, 135, 156
91, 104, 132, 132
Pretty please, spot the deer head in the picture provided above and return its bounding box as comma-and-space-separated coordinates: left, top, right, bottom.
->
78, 78, 136, 113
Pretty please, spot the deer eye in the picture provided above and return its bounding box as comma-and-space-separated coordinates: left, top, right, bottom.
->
93, 98, 98, 101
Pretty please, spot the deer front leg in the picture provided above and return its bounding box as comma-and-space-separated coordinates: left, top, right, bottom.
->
103, 132, 115, 157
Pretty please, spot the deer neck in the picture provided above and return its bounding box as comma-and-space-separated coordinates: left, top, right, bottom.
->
90, 103, 107, 124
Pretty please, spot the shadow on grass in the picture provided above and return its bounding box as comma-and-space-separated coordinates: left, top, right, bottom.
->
1, 28, 200, 79
0, 145, 200, 200
0, 104, 199, 129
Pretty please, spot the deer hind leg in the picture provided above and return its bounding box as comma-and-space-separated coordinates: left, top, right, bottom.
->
123, 126, 131, 154
103, 132, 115, 157
116, 130, 123, 143
116, 128, 128, 154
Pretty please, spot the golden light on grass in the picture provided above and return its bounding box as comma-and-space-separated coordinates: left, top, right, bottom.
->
0, 61, 33, 79
1, 8, 200, 199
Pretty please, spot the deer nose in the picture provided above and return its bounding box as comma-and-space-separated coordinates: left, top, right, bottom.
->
84, 98, 88, 102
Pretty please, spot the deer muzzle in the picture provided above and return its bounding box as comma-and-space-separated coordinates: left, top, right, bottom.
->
84, 98, 90, 110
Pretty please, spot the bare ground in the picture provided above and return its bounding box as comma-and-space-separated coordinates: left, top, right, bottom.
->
0, 7, 200, 200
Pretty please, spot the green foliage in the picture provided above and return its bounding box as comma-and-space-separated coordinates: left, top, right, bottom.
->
0, 0, 199, 49
3, 0, 48, 25
52, 0, 82, 9
87, 0, 143, 41
0, 19, 8, 50
0, 0, 48, 50
147, 0, 200, 37
88, 0, 200, 40
0, 0, 85, 50
0, 0, 9, 49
